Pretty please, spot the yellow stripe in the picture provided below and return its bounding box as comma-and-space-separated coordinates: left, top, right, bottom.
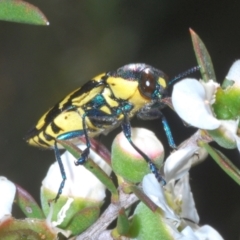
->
158, 77, 167, 88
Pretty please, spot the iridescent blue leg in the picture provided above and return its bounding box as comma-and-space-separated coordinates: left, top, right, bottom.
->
73, 109, 117, 165
121, 114, 166, 186
52, 129, 86, 201
74, 113, 90, 165
161, 114, 176, 149
53, 141, 67, 202
137, 109, 176, 149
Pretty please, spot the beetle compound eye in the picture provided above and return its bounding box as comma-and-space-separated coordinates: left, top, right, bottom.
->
139, 68, 157, 99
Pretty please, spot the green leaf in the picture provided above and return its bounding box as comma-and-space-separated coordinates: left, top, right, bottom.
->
116, 208, 130, 235
66, 206, 100, 235
0, 0, 49, 25
207, 127, 236, 149
199, 142, 240, 185
41, 187, 101, 234
15, 184, 45, 219
128, 203, 172, 240
0, 217, 57, 239
190, 28, 216, 82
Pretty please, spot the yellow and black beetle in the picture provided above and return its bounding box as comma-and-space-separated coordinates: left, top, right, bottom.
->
25, 63, 198, 201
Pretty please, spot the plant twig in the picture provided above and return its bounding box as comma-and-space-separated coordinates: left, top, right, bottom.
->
77, 190, 138, 240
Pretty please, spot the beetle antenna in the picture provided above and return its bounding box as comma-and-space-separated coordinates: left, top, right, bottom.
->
168, 66, 201, 86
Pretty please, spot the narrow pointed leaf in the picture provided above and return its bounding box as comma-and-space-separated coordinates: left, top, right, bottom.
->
57, 139, 118, 201
190, 28, 216, 82
0, 0, 49, 25
116, 208, 130, 235
200, 142, 240, 185
130, 185, 158, 212
15, 184, 45, 219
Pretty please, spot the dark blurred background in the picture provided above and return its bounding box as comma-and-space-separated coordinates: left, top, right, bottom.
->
0, 0, 240, 239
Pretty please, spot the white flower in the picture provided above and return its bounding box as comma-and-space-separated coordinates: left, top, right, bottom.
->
142, 174, 224, 240
0, 176, 16, 220
142, 174, 178, 223
164, 130, 208, 183
226, 60, 240, 84
172, 60, 240, 152
172, 78, 220, 130
42, 143, 112, 201
164, 145, 198, 182
177, 225, 224, 240
41, 144, 112, 235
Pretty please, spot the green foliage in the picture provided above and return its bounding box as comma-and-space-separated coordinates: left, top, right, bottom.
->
0, 0, 49, 25
190, 29, 216, 82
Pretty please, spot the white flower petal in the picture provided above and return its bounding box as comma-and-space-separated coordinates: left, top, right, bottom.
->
217, 119, 239, 147
175, 174, 199, 224
171, 224, 223, 240
172, 79, 220, 130
200, 80, 219, 105
194, 225, 224, 240
42, 144, 111, 201
226, 60, 240, 84
164, 146, 198, 182
0, 176, 16, 220
142, 174, 179, 222
164, 224, 187, 239
235, 135, 240, 153
220, 119, 238, 135
180, 226, 199, 240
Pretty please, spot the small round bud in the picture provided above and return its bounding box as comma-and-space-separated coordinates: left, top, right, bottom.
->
111, 128, 164, 183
